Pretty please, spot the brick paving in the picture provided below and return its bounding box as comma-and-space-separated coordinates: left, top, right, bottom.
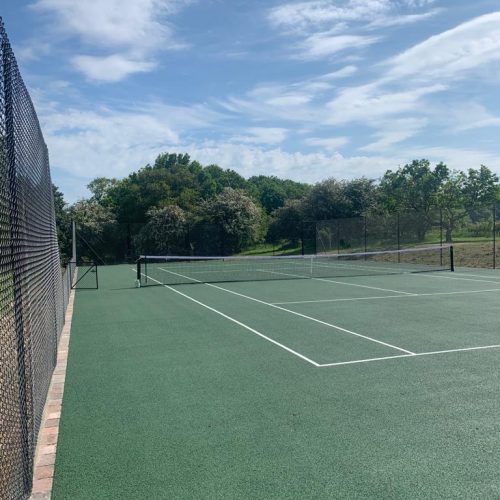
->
30, 288, 76, 500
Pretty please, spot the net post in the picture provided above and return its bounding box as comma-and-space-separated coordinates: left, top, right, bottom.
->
135, 257, 142, 288
450, 246, 455, 272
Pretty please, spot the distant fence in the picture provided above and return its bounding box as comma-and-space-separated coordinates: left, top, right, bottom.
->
0, 18, 73, 500
316, 204, 500, 268
73, 204, 500, 268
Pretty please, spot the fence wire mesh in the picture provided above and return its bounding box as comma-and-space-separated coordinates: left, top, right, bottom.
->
316, 204, 500, 269
0, 18, 72, 500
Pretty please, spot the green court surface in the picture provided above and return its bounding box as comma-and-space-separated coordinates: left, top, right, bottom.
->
52, 264, 500, 498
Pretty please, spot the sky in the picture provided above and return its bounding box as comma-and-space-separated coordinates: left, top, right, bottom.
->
2, 0, 500, 202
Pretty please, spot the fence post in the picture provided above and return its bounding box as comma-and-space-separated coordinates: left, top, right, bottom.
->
493, 203, 496, 270
336, 222, 340, 254
364, 216, 367, 253
397, 213, 401, 262
440, 208, 443, 267
301, 221, 305, 256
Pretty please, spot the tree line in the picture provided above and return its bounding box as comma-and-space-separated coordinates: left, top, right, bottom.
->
54, 153, 500, 262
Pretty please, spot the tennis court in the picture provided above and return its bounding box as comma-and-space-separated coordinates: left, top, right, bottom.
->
52, 251, 500, 498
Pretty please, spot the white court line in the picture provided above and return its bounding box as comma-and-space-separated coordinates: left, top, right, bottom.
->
318, 344, 500, 367
159, 267, 415, 355
263, 269, 414, 295
452, 271, 500, 280
273, 287, 500, 305
133, 269, 320, 367
412, 273, 500, 285
134, 269, 500, 369
315, 276, 415, 294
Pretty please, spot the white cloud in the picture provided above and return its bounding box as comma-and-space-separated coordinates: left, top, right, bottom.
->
31, 0, 188, 49
405, 146, 500, 173
268, 0, 393, 30
305, 137, 350, 151
447, 103, 500, 132
184, 142, 399, 183
319, 65, 358, 80
360, 118, 428, 152
386, 12, 500, 82
35, 98, 222, 191
42, 108, 179, 179
72, 55, 157, 82
269, 0, 438, 35
298, 33, 379, 60
368, 9, 440, 28
31, 0, 191, 81
326, 83, 446, 125
268, 0, 439, 59
232, 128, 288, 145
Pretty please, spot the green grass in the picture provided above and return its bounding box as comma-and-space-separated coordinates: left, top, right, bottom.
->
52, 265, 500, 499
237, 241, 305, 256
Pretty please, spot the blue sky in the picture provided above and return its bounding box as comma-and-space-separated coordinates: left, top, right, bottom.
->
3, 0, 500, 202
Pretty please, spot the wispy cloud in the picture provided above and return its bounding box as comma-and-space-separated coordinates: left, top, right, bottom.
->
360, 118, 428, 152
268, 0, 393, 30
268, 0, 440, 60
446, 103, 500, 132
72, 55, 157, 82
319, 65, 358, 80
305, 136, 350, 151
30, 0, 192, 81
326, 83, 446, 125
385, 12, 500, 82
231, 127, 288, 145
297, 33, 379, 60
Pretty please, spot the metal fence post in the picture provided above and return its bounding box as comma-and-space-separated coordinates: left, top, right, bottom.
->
493, 203, 496, 270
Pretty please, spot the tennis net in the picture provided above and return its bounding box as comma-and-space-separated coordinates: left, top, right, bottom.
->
137, 245, 453, 287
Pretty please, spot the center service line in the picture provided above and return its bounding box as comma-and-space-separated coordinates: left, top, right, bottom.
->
158, 267, 415, 356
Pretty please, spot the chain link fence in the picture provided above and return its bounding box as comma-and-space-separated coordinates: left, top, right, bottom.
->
0, 19, 73, 500
316, 204, 500, 268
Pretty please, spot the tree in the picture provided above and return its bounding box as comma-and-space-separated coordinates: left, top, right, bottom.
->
343, 178, 379, 215
70, 199, 118, 263
134, 205, 188, 255
304, 179, 353, 221
87, 177, 118, 204
248, 175, 311, 214
437, 171, 467, 242
462, 165, 499, 206
268, 199, 306, 246
201, 188, 262, 254
437, 166, 499, 242
380, 160, 449, 240
52, 184, 72, 261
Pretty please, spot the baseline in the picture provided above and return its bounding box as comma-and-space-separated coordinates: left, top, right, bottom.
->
319, 344, 500, 368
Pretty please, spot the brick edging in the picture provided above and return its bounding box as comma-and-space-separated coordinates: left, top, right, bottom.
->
30, 287, 76, 500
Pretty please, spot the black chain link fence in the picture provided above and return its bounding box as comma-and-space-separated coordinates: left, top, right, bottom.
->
0, 19, 73, 500
316, 204, 500, 268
